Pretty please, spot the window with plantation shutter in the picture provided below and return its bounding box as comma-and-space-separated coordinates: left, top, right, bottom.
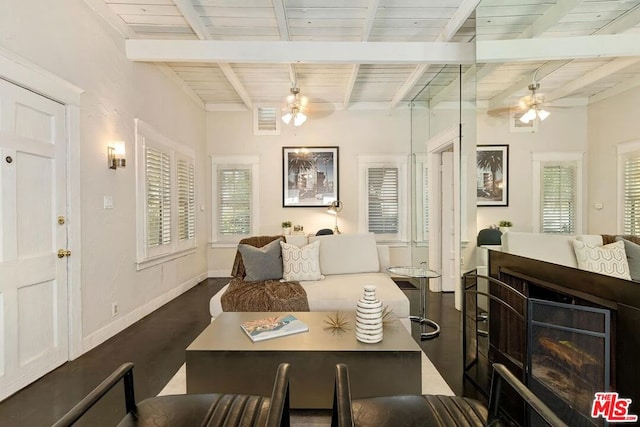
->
532, 152, 583, 234
541, 164, 576, 233
623, 153, 640, 235
211, 156, 259, 243
358, 155, 408, 243
177, 158, 195, 243
135, 119, 197, 269
146, 146, 172, 248
218, 168, 251, 236
368, 167, 399, 234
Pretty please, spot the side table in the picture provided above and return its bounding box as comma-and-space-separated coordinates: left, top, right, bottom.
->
387, 265, 441, 339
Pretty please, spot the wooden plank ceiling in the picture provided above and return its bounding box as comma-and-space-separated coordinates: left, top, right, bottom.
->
91, 0, 640, 112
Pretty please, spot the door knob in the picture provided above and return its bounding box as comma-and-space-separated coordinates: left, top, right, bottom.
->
57, 249, 71, 258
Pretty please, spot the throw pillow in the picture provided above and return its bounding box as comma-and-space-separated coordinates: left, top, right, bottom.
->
615, 237, 640, 281
572, 240, 631, 280
238, 238, 283, 282
280, 240, 324, 281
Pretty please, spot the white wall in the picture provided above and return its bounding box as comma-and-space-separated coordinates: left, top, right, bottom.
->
588, 85, 640, 234
206, 108, 413, 275
0, 0, 208, 351
476, 106, 588, 233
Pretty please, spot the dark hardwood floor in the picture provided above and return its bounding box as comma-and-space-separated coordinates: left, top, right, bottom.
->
0, 277, 468, 426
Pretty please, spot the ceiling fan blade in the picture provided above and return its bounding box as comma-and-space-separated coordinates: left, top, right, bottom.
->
305, 100, 336, 119
486, 106, 514, 117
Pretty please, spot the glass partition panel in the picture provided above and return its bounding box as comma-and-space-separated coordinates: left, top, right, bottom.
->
409, 65, 476, 309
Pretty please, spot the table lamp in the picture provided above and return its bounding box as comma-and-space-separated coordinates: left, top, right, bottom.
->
326, 201, 343, 234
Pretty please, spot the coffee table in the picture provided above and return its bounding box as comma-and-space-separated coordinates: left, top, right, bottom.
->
186, 311, 422, 409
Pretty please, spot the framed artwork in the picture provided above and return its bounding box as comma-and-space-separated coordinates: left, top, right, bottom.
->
283, 146, 339, 207
509, 107, 538, 133
476, 145, 508, 207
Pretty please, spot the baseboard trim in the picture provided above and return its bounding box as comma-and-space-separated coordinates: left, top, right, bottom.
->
81, 272, 207, 354
208, 270, 231, 278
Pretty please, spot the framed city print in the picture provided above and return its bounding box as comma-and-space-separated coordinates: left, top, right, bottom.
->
283, 146, 339, 207
477, 145, 508, 206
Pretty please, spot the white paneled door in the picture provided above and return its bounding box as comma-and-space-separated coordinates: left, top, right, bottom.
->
0, 79, 68, 401
440, 151, 455, 292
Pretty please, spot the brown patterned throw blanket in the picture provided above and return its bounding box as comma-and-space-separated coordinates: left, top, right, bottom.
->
602, 234, 640, 245
221, 277, 309, 312
221, 235, 310, 312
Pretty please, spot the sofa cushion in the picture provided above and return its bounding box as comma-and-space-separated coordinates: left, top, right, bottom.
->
281, 240, 324, 281
615, 237, 640, 281
238, 238, 283, 281
572, 240, 631, 280
301, 273, 410, 319
209, 273, 411, 321
500, 232, 603, 268
309, 233, 380, 275
231, 235, 284, 278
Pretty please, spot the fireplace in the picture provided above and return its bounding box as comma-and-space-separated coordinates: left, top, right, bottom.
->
527, 298, 611, 426
463, 271, 613, 426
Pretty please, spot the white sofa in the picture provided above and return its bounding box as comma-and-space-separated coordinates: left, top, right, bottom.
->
209, 233, 412, 330
499, 231, 603, 268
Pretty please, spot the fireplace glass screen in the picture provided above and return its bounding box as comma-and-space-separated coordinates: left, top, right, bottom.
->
528, 298, 610, 427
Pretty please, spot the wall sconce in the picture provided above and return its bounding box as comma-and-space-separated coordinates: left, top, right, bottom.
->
108, 141, 126, 169
326, 200, 343, 234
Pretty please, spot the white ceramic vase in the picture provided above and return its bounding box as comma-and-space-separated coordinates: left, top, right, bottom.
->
355, 285, 383, 344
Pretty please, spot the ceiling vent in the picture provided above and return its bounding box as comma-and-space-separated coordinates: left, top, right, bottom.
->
253, 104, 280, 135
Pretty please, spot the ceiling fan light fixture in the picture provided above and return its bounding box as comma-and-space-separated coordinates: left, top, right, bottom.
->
282, 86, 308, 127
293, 112, 307, 126
538, 108, 550, 121
520, 108, 536, 123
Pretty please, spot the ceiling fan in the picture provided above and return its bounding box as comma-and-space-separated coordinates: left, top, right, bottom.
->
516, 82, 550, 123
282, 85, 308, 127
487, 81, 552, 123
280, 80, 336, 127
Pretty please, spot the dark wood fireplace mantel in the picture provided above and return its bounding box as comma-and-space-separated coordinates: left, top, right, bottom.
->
487, 250, 640, 415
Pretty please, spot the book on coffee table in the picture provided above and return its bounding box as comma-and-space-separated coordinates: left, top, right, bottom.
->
240, 314, 309, 342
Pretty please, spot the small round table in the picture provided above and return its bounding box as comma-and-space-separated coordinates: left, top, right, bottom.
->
387, 265, 441, 340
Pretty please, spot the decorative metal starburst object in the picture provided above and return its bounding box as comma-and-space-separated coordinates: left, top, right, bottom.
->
323, 311, 351, 334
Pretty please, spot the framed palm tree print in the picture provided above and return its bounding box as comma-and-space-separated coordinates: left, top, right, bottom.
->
476, 145, 508, 206
283, 146, 339, 207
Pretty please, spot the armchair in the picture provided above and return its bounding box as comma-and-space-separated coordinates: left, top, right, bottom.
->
332, 362, 566, 427
53, 362, 290, 427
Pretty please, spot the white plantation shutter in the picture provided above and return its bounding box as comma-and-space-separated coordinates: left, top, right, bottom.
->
623, 155, 640, 235
218, 167, 252, 236
368, 167, 399, 234
136, 119, 197, 268
541, 164, 576, 234
177, 159, 195, 242
146, 146, 172, 247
